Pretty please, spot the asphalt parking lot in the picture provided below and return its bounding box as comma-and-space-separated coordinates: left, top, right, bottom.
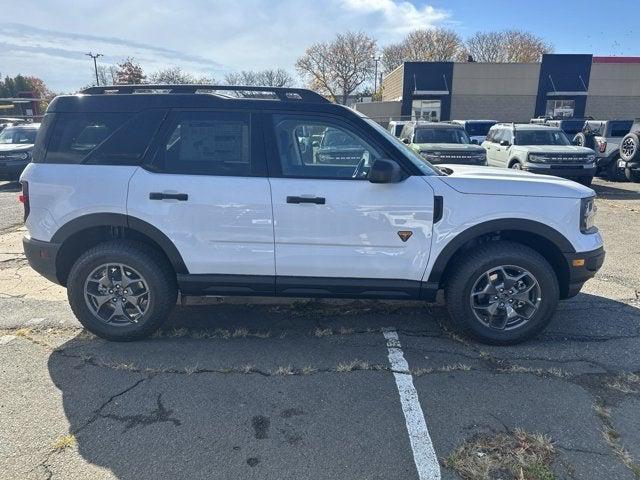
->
1, 178, 639, 480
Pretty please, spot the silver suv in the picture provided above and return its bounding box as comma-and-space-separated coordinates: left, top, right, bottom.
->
483, 123, 596, 186
573, 119, 633, 180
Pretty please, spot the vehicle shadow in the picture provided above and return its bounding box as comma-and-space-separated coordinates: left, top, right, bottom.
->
45, 293, 638, 479
591, 182, 640, 200
0, 181, 20, 192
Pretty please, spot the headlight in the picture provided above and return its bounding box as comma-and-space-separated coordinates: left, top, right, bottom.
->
528, 153, 548, 163
585, 154, 596, 163
580, 197, 597, 234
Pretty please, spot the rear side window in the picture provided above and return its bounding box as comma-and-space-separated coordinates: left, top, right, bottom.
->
609, 121, 633, 137
151, 110, 260, 176
45, 113, 132, 164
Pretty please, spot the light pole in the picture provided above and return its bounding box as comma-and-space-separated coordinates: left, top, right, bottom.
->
86, 52, 103, 86
371, 55, 381, 97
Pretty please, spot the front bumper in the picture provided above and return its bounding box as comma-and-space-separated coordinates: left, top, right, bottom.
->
23, 236, 61, 285
562, 246, 605, 298
523, 163, 596, 179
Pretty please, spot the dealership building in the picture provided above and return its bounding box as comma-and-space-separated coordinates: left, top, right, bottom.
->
355, 54, 640, 125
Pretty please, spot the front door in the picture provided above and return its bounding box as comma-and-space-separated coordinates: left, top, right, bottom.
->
127, 109, 275, 286
265, 112, 435, 296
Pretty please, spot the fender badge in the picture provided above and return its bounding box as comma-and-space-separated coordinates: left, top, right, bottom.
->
397, 231, 413, 242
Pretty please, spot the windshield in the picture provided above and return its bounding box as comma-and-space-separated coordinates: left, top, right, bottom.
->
0, 127, 37, 144
363, 118, 441, 176
515, 129, 571, 146
414, 127, 470, 144
465, 122, 496, 136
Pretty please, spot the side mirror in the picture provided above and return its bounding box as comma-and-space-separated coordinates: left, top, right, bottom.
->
368, 159, 405, 184
571, 138, 580, 146
499, 140, 510, 147
312, 141, 319, 148
471, 139, 479, 145
402, 137, 410, 144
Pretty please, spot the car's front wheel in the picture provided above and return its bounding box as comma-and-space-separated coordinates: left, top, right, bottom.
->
444, 241, 559, 345
67, 240, 177, 341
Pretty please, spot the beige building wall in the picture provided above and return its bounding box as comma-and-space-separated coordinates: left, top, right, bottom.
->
353, 101, 402, 127
450, 63, 541, 121
381, 65, 404, 101
586, 63, 640, 118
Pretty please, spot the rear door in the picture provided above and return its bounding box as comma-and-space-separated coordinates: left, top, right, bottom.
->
264, 112, 435, 296
127, 109, 275, 288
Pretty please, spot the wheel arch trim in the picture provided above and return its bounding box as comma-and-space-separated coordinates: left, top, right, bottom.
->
51, 213, 188, 274
426, 218, 576, 286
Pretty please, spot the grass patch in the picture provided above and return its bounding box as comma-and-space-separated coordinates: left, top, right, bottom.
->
273, 365, 294, 376
444, 429, 556, 480
336, 360, 369, 372
313, 327, 333, 337
52, 434, 76, 452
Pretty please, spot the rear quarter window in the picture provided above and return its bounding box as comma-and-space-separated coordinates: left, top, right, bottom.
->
41, 110, 167, 165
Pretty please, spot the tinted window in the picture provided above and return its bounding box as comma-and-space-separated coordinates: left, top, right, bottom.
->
465, 122, 496, 136
609, 121, 633, 137
87, 109, 166, 165
515, 129, 571, 146
45, 113, 131, 164
153, 110, 253, 176
0, 126, 38, 144
273, 114, 380, 179
414, 127, 470, 144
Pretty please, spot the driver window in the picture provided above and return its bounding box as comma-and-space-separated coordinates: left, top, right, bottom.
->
273, 115, 380, 179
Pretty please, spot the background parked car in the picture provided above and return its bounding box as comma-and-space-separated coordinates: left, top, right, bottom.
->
482, 123, 596, 186
572, 119, 632, 180
0, 117, 26, 133
399, 121, 487, 165
387, 120, 408, 138
619, 119, 640, 182
545, 118, 588, 138
0, 122, 39, 181
451, 120, 497, 144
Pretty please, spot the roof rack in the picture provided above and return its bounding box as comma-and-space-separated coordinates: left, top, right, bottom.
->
79, 84, 330, 104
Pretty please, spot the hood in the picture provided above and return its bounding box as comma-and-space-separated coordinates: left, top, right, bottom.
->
439, 164, 594, 199
415, 143, 485, 153
0, 143, 33, 152
520, 145, 594, 154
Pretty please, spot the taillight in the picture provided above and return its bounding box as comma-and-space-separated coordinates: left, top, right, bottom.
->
595, 138, 607, 153
19, 181, 29, 222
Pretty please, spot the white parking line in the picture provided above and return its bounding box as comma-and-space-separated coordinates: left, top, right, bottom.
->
383, 328, 440, 480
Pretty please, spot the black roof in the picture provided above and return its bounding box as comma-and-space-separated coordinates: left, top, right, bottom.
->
47, 85, 348, 115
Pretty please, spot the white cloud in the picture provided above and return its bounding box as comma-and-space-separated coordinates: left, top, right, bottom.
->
0, 1, 451, 92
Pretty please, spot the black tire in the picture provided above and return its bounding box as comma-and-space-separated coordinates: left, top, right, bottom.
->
620, 133, 640, 162
510, 161, 522, 170
67, 240, 177, 341
573, 131, 595, 149
605, 157, 624, 182
444, 241, 559, 345
625, 168, 640, 183
578, 176, 593, 187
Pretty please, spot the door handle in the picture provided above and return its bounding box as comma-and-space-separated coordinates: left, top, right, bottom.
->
286, 196, 325, 205
149, 192, 189, 201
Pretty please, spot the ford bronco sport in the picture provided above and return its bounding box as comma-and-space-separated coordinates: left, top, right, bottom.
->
400, 121, 487, 166
483, 123, 597, 186
20, 85, 604, 344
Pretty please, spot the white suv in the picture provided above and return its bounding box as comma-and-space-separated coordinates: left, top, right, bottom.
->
20, 85, 604, 344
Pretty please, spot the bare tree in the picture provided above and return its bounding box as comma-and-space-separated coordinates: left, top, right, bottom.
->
148, 66, 213, 84
96, 64, 118, 86
464, 30, 552, 63
380, 28, 463, 73
296, 31, 376, 104
224, 69, 294, 87
114, 58, 145, 85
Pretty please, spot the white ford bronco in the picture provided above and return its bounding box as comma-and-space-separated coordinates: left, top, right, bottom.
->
20, 85, 604, 344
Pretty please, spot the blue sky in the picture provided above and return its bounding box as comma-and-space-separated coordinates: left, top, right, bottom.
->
0, 0, 637, 92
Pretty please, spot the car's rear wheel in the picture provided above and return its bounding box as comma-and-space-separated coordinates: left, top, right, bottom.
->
606, 157, 624, 182
625, 168, 640, 183
444, 241, 559, 345
67, 240, 177, 341
620, 133, 639, 162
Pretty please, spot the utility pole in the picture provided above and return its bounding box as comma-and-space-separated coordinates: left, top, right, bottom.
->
371, 55, 381, 99
86, 52, 103, 86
